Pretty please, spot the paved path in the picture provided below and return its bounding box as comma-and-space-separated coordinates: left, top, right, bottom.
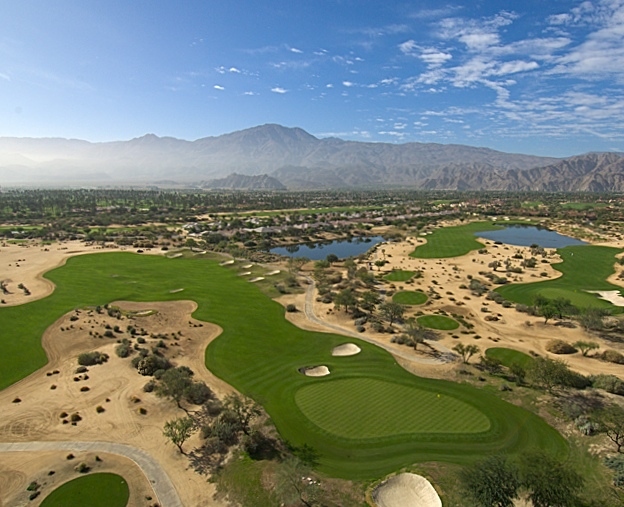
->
302, 276, 455, 365
0, 441, 182, 507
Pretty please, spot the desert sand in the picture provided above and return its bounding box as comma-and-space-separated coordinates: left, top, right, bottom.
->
372, 473, 442, 507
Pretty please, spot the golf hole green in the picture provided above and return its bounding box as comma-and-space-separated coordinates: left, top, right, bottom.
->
417, 315, 459, 330
392, 291, 428, 305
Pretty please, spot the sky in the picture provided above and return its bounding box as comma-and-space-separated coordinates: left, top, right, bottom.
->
2, 1, 624, 157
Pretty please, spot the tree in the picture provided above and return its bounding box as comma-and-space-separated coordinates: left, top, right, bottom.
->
518, 450, 584, 507
527, 357, 572, 393
374, 259, 387, 271
488, 260, 501, 271
325, 253, 339, 265
579, 307, 608, 331
453, 343, 480, 363
404, 319, 440, 350
460, 455, 519, 507
479, 355, 503, 374
573, 340, 600, 356
163, 416, 195, 454
539, 304, 557, 324
360, 290, 380, 315
333, 289, 357, 313
274, 457, 320, 507
287, 256, 309, 274
379, 301, 406, 326
596, 405, 624, 453
155, 367, 193, 409
222, 394, 261, 436
552, 297, 576, 319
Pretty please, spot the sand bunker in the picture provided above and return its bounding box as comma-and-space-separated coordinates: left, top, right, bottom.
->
586, 290, 624, 307
219, 259, 235, 265
242, 264, 253, 268
249, 277, 265, 283
332, 343, 362, 356
299, 366, 330, 377
266, 270, 281, 276
169, 288, 184, 293
167, 253, 183, 259
239, 271, 252, 276
373, 473, 442, 507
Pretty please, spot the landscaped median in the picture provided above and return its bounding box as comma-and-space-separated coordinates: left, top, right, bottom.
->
0, 252, 568, 479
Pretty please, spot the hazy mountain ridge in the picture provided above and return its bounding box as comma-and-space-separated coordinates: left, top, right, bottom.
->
201, 173, 286, 190
0, 124, 622, 190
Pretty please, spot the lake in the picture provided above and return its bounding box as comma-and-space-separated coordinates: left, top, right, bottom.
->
270, 236, 384, 260
476, 225, 586, 248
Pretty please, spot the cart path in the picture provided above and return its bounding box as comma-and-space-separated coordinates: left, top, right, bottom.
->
0, 440, 182, 507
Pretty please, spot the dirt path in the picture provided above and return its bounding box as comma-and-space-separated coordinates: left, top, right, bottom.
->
0, 441, 182, 507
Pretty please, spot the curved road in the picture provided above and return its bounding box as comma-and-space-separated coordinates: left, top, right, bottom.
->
302, 276, 455, 364
0, 441, 182, 507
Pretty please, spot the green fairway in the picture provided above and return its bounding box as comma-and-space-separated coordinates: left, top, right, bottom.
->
411, 222, 504, 258
40, 473, 129, 507
485, 348, 535, 369
496, 245, 623, 313
384, 270, 416, 282
0, 252, 568, 479
392, 291, 428, 305
417, 315, 459, 330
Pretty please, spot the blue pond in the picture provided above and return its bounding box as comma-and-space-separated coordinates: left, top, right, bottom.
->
476, 225, 586, 248
270, 236, 384, 260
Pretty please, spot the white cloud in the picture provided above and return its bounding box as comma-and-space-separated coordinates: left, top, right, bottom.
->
243, 91, 256, 96
290, 47, 303, 54
326, 83, 334, 88
342, 81, 355, 87
271, 87, 288, 94
213, 85, 225, 90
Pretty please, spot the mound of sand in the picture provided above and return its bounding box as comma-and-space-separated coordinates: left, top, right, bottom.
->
219, 259, 235, 265
242, 264, 253, 268
332, 343, 362, 356
249, 277, 264, 283
239, 271, 252, 276
266, 270, 281, 276
373, 473, 442, 507
299, 366, 330, 377
586, 290, 624, 306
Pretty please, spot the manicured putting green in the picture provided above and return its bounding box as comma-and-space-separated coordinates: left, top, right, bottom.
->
40, 473, 129, 507
384, 270, 416, 282
392, 291, 428, 305
411, 222, 503, 258
295, 377, 490, 438
0, 253, 568, 479
417, 315, 459, 330
496, 245, 623, 313
485, 348, 535, 370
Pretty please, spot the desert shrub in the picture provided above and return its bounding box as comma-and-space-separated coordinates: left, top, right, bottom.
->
590, 374, 624, 395
96, 405, 105, 413
136, 354, 171, 376
546, 339, 578, 355
137, 336, 146, 344
286, 304, 297, 312
70, 413, 82, 422
574, 415, 599, 435
515, 304, 530, 313
75, 366, 88, 373
143, 380, 156, 393
185, 381, 213, 405
77, 351, 108, 366
601, 350, 624, 364
115, 342, 131, 358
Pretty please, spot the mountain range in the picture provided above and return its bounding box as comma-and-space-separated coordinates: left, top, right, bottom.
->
0, 124, 622, 191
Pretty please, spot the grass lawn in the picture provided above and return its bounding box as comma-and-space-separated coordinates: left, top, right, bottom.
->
392, 291, 428, 305
40, 473, 129, 507
411, 222, 504, 258
496, 245, 623, 313
417, 315, 459, 330
561, 202, 609, 210
485, 348, 535, 369
384, 270, 416, 282
0, 252, 568, 479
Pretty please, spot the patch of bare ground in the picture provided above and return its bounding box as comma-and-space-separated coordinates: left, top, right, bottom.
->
0, 300, 231, 507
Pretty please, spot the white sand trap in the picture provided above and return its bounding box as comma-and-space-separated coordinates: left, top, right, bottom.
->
169, 288, 184, 293
167, 253, 183, 259
299, 365, 330, 377
220, 259, 235, 265
332, 343, 362, 356
249, 277, 265, 283
239, 271, 252, 276
373, 473, 442, 507
586, 290, 624, 307
266, 269, 281, 276
242, 264, 253, 268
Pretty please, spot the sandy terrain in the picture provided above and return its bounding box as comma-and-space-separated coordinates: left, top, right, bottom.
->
331, 343, 361, 356
372, 473, 442, 507
0, 298, 231, 507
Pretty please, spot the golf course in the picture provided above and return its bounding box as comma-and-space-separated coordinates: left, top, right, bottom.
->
0, 252, 568, 479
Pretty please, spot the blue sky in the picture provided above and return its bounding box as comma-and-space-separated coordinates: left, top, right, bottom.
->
2, 1, 624, 157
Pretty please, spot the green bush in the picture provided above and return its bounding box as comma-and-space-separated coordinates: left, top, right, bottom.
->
601, 350, 624, 364
115, 343, 131, 358
77, 351, 109, 366
591, 374, 624, 395
545, 339, 577, 355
